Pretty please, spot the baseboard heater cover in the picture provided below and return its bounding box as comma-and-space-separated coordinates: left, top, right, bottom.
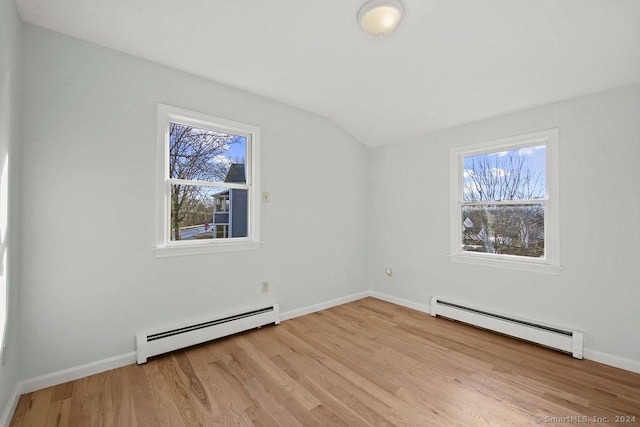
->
430, 297, 583, 359
137, 302, 280, 364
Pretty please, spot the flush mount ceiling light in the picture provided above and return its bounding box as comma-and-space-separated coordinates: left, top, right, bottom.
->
357, 0, 404, 37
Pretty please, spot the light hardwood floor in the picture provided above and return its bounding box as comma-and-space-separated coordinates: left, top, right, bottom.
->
10, 298, 640, 426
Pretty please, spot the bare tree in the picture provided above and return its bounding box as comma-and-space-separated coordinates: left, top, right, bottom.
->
462, 150, 545, 257
169, 123, 242, 240
463, 152, 544, 203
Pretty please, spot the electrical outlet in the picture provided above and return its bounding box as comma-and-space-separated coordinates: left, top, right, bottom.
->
262, 281, 269, 293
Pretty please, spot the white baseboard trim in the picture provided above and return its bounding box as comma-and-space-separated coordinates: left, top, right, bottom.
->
583, 348, 640, 374
1, 351, 136, 427
280, 291, 370, 321
19, 351, 138, 395
0, 386, 21, 427
368, 291, 431, 314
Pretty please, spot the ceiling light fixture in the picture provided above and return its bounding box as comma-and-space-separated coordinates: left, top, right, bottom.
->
357, 0, 404, 37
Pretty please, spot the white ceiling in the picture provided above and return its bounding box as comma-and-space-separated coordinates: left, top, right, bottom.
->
15, 0, 640, 147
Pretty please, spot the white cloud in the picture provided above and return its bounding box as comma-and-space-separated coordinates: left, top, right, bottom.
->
491, 167, 508, 177
213, 155, 232, 166
518, 145, 544, 157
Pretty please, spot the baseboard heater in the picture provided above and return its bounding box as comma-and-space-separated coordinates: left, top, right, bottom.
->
430, 297, 583, 359
136, 303, 280, 364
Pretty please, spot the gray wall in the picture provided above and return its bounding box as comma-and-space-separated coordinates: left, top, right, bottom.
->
368, 83, 640, 362
18, 24, 369, 380
0, 0, 22, 417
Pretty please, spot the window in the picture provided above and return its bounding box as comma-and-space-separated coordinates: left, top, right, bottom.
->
155, 104, 260, 256
449, 129, 561, 274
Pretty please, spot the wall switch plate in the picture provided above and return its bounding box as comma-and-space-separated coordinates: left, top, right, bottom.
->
262, 281, 269, 293
262, 192, 270, 203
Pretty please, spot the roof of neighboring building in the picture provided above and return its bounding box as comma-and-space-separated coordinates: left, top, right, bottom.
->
224, 163, 246, 184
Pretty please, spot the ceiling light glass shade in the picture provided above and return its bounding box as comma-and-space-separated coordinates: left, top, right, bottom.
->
357, 0, 404, 36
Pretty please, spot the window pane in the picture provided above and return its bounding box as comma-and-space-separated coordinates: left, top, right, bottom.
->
169, 122, 246, 183
170, 184, 248, 241
463, 145, 545, 202
461, 204, 544, 257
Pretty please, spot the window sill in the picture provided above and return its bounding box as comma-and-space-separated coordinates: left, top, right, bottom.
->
449, 253, 563, 275
154, 241, 261, 258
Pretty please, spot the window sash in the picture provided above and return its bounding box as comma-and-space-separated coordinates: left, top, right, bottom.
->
167, 178, 250, 191
460, 199, 547, 207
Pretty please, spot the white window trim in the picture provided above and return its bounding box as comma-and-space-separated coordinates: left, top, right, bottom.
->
154, 104, 261, 257
449, 128, 562, 274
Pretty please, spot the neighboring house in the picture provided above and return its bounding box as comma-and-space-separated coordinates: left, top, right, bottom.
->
212, 163, 248, 238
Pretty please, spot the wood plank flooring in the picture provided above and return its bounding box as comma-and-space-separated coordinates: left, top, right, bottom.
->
10, 297, 640, 426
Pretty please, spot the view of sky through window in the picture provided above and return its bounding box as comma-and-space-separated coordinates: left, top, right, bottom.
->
463, 145, 546, 202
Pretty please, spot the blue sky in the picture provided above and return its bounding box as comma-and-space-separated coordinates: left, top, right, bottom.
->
224, 135, 246, 162
463, 145, 546, 200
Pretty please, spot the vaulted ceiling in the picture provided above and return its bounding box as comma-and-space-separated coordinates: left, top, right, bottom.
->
15, 0, 640, 147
